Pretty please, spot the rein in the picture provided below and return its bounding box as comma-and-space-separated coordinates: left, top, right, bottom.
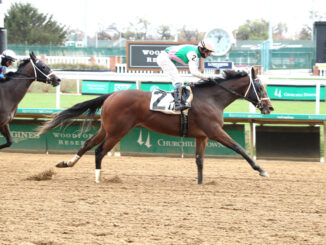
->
215, 80, 256, 104
215, 73, 270, 108
13, 72, 37, 80
11, 59, 54, 83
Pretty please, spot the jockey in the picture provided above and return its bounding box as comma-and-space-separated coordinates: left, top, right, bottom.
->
157, 39, 216, 110
0, 49, 17, 81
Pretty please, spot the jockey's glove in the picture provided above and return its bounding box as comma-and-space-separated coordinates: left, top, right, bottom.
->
208, 77, 215, 82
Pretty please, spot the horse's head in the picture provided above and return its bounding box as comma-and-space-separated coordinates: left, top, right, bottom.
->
29, 52, 61, 87
246, 67, 274, 115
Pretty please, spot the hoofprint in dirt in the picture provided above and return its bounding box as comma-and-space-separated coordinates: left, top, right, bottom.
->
0, 152, 325, 245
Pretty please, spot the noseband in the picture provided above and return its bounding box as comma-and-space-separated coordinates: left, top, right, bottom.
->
243, 74, 270, 109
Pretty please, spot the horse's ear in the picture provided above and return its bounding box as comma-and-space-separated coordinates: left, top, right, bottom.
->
251, 67, 256, 79
30, 52, 36, 61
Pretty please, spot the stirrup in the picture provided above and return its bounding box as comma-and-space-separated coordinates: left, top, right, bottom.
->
174, 100, 189, 111
174, 103, 183, 111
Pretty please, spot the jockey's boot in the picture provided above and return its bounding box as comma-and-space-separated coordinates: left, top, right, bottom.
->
173, 86, 183, 111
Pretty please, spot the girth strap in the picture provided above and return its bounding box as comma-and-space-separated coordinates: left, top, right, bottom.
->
180, 110, 189, 137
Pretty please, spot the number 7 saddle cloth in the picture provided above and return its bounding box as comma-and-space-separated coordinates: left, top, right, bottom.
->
149, 86, 193, 115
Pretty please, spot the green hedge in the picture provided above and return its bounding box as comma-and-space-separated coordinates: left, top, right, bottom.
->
51, 63, 109, 70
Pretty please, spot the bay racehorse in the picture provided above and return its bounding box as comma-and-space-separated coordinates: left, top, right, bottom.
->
38, 67, 273, 184
0, 52, 61, 149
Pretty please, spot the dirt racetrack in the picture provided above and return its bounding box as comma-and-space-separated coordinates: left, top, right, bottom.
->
1, 152, 326, 245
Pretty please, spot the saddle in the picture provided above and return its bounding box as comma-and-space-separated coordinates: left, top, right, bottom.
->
150, 86, 193, 137
150, 86, 193, 115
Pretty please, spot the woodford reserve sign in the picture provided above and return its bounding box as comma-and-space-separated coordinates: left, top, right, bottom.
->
126, 41, 203, 71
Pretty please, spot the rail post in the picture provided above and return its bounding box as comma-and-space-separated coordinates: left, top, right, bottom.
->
249, 121, 254, 158
56, 85, 61, 109
324, 121, 326, 163
316, 81, 320, 114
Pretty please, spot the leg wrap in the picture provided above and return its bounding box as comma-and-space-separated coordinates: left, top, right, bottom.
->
95, 169, 101, 183
67, 154, 81, 167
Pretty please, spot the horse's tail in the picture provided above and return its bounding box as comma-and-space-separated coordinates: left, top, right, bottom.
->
37, 93, 112, 135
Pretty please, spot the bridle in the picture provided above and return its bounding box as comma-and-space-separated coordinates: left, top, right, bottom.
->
30, 58, 55, 83
16, 58, 55, 83
215, 71, 270, 109
244, 73, 271, 109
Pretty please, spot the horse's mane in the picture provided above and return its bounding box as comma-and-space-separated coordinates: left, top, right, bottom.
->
193, 70, 249, 88
4, 58, 30, 81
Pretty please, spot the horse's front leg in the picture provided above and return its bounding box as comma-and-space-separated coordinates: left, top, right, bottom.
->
0, 124, 13, 149
195, 137, 208, 184
211, 127, 269, 178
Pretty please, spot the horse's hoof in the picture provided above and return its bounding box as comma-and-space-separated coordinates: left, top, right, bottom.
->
56, 161, 69, 168
260, 171, 270, 178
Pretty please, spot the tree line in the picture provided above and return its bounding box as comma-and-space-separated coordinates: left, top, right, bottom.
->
4, 3, 326, 46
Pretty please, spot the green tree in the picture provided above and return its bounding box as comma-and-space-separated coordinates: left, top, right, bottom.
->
297, 10, 326, 40
125, 17, 150, 40
178, 26, 205, 42
4, 3, 67, 45
296, 25, 311, 40
157, 25, 174, 40
99, 23, 121, 40
273, 22, 288, 40
236, 19, 269, 40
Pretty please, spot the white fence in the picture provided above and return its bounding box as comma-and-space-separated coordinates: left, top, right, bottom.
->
115, 64, 193, 75
316, 63, 326, 77
18, 54, 326, 77
319, 67, 326, 76
17, 55, 111, 68
116, 64, 156, 74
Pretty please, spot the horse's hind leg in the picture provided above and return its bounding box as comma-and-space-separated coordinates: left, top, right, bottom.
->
56, 127, 106, 168
94, 133, 128, 183
0, 124, 12, 149
211, 127, 269, 178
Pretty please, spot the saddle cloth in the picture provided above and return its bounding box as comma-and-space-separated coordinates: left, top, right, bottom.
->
149, 86, 193, 115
